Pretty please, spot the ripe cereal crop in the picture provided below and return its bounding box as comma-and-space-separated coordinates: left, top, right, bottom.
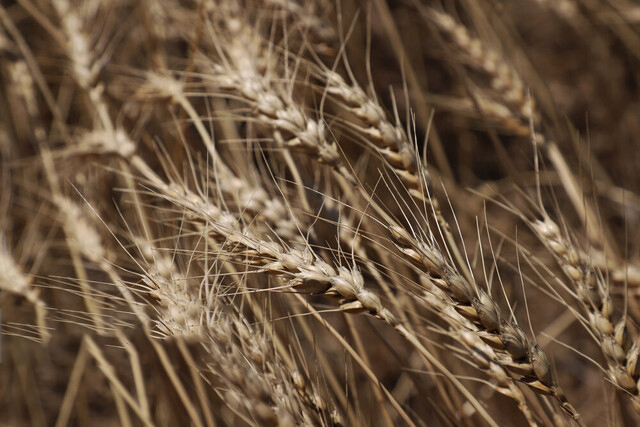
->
1, 1, 640, 425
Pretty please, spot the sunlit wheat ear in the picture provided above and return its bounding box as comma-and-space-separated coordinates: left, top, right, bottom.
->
118, 157, 383, 323
388, 223, 583, 422
422, 286, 538, 424
189, 11, 357, 183
310, 48, 478, 281
197, 199, 398, 325
531, 214, 640, 411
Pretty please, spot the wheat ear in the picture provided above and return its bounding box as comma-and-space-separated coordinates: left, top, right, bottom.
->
388, 224, 583, 423
533, 215, 640, 412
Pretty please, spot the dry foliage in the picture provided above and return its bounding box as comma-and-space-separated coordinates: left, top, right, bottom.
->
2, 0, 640, 425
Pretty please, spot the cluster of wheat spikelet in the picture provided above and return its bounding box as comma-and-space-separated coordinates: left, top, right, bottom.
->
2, 0, 640, 425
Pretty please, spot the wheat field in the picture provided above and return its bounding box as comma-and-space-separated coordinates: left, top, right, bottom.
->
1, 0, 640, 425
